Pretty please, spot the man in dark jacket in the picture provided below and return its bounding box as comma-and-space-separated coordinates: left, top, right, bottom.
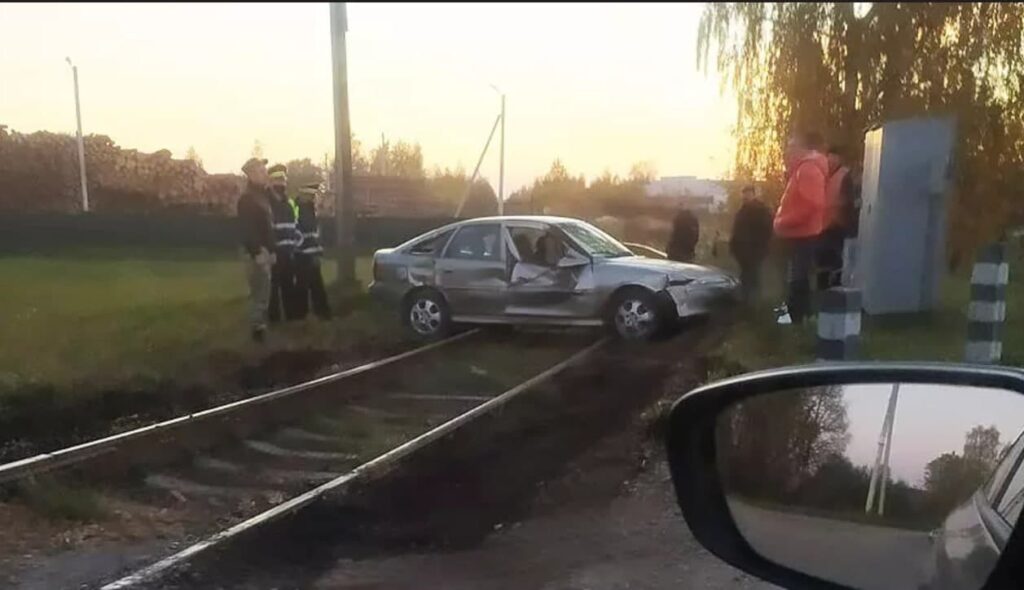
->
267, 163, 302, 323
293, 183, 332, 320
237, 157, 275, 342
730, 185, 774, 303
666, 208, 700, 263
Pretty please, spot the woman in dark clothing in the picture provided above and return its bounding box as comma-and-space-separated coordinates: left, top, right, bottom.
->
666, 208, 700, 263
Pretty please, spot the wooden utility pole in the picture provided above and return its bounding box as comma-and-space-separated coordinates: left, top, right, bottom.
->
330, 3, 356, 288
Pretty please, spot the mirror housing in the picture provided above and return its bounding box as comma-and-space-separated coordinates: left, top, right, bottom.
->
665, 363, 1024, 590
556, 255, 589, 269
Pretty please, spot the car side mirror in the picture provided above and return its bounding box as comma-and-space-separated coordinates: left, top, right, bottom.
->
556, 256, 588, 269
665, 364, 1024, 590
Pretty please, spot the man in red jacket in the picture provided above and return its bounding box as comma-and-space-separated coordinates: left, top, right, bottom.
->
774, 130, 828, 325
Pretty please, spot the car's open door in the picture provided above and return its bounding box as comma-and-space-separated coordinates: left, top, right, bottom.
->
504, 222, 598, 320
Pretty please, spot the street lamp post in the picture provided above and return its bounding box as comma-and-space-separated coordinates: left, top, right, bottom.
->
490, 84, 505, 216
66, 57, 89, 212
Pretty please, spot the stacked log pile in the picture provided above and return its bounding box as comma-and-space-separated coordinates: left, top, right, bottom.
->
0, 126, 450, 218
0, 125, 243, 214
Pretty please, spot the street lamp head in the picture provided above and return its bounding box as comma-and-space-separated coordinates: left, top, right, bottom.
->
65, 57, 73, 67
488, 83, 503, 96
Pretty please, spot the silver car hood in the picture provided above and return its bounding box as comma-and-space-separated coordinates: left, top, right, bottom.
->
597, 256, 733, 283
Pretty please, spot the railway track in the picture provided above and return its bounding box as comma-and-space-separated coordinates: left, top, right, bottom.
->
0, 329, 604, 590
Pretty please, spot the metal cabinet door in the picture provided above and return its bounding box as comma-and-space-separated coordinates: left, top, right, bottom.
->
435, 223, 507, 317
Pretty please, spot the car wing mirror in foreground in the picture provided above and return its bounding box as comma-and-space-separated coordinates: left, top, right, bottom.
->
556, 255, 589, 269
665, 363, 1024, 590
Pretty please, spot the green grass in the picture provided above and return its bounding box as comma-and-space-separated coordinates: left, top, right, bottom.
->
14, 479, 108, 522
698, 247, 1024, 372
0, 247, 379, 391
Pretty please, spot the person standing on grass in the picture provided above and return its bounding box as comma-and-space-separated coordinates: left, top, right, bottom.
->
293, 182, 332, 320
773, 130, 828, 325
267, 163, 302, 323
237, 157, 275, 342
816, 144, 857, 290
666, 207, 700, 263
729, 185, 774, 303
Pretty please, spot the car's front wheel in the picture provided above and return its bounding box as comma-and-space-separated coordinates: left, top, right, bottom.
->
609, 288, 663, 341
403, 290, 451, 340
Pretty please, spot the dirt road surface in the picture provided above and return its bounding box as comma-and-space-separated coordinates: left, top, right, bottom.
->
310, 454, 777, 590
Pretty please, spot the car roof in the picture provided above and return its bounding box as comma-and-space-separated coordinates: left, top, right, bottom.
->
457, 215, 585, 225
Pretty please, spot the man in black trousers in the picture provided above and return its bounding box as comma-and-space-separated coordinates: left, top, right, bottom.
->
729, 185, 774, 303
267, 163, 302, 322
293, 182, 332, 320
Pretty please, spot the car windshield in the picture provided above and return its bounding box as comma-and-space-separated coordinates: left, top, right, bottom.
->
556, 221, 633, 258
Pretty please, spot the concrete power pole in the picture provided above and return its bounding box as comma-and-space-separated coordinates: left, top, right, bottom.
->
330, 3, 356, 289
498, 93, 505, 215
877, 388, 899, 516
66, 57, 89, 212
865, 383, 900, 514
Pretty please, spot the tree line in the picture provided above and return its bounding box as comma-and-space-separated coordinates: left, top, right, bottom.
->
718, 387, 1013, 530
697, 2, 1024, 267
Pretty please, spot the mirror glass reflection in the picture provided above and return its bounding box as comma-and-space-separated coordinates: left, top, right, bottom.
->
716, 383, 1024, 590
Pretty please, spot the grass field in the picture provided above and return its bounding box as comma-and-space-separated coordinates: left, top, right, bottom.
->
701, 244, 1024, 373
0, 247, 384, 392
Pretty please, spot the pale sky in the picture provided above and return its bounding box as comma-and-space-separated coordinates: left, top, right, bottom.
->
0, 2, 736, 193
843, 384, 1024, 487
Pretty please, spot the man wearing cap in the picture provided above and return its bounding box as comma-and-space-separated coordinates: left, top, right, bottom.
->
267, 163, 302, 322
293, 182, 332, 320
237, 157, 275, 342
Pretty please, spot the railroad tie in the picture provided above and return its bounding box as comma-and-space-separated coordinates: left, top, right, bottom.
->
144, 474, 283, 501
966, 242, 1009, 364
817, 287, 861, 361
243, 439, 359, 462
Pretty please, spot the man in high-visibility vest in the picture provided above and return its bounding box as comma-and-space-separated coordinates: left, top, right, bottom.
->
267, 163, 302, 322
817, 144, 858, 290
293, 182, 332, 320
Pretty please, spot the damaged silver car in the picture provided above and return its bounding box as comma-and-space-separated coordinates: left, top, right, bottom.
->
369, 216, 738, 341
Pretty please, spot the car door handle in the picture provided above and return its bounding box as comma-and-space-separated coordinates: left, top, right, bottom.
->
442, 270, 454, 274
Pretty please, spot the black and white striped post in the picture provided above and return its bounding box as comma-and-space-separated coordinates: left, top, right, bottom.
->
965, 243, 1009, 364
817, 288, 862, 361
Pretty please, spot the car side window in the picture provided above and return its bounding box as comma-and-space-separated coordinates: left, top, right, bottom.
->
408, 229, 455, 255
985, 431, 1024, 506
997, 461, 1024, 525
444, 224, 503, 261
508, 226, 547, 265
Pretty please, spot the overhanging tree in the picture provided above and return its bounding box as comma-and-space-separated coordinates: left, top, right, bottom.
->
697, 2, 1024, 260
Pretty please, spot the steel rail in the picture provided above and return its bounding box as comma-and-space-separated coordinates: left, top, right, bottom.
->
100, 337, 608, 590
0, 330, 479, 485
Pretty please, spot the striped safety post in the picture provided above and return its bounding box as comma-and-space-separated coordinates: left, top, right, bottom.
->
965, 243, 1009, 364
817, 287, 862, 361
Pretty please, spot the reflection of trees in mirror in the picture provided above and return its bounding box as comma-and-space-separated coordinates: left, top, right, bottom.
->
717, 386, 850, 501
923, 425, 1003, 522
720, 390, 1008, 531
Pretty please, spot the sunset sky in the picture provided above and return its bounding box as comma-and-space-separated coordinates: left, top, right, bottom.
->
1, 2, 736, 193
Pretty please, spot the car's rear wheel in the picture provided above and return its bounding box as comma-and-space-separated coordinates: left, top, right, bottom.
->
403, 290, 451, 340
609, 288, 663, 341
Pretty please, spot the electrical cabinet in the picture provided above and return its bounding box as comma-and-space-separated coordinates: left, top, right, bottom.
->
854, 116, 955, 314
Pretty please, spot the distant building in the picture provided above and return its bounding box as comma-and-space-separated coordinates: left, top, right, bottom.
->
644, 176, 729, 212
